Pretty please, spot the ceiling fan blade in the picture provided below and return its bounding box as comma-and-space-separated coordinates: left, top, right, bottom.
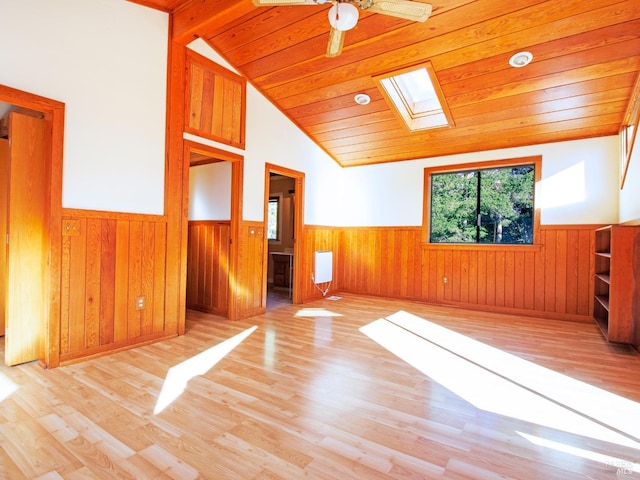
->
252, 0, 317, 5
326, 27, 345, 57
367, 0, 432, 22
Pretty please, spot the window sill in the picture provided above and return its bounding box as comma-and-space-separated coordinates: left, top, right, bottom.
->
419, 243, 542, 253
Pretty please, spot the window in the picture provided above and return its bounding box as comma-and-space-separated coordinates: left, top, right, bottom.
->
424, 157, 540, 245
620, 82, 640, 188
374, 62, 454, 132
267, 196, 280, 240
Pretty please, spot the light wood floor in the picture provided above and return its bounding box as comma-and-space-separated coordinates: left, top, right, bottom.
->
266, 286, 292, 311
1, 294, 639, 479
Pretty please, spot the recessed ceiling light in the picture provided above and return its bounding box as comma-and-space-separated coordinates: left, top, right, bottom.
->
509, 51, 533, 68
354, 93, 371, 105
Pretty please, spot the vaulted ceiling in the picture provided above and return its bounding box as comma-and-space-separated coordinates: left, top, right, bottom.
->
132, 0, 640, 167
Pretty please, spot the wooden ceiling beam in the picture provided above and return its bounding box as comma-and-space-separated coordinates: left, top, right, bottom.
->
172, 0, 254, 45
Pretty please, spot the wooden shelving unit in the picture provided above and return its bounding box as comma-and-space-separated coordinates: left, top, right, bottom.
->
593, 225, 640, 345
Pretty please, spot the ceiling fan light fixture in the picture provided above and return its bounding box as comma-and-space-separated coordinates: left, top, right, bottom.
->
354, 93, 371, 105
509, 51, 533, 68
328, 2, 359, 31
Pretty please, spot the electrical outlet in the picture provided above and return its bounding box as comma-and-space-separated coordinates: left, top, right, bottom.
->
136, 296, 145, 310
62, 219, 80, 236
443, 276, 448, 284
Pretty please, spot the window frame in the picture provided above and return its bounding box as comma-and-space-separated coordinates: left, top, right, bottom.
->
422, 156, 541, 248
373, 61, 454, 133
267, 194, 282, 242
620, 77, 640, 188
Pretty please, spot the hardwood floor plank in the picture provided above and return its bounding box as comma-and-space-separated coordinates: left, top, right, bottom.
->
0, 442, 28, 480
1, 294, 639, 479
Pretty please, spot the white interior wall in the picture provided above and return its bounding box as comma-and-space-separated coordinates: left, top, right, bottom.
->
189, 162, 232, 221
338, 136, 620, 227
619, 136, 640, 224
0, 0, 168, 214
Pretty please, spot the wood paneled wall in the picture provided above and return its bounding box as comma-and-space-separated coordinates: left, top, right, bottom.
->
185, 50, 246, 149
0, 139, 7, 337
307, 225, 595, 322
300, 225, 341, 302
186, 221, 230, 316
235, 221, 265, 319
59, 213, 169, 363
184, 221, 595, 322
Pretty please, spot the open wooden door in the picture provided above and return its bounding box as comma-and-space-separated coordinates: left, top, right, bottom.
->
4, 112, 47, 366
0, 138, 8, 337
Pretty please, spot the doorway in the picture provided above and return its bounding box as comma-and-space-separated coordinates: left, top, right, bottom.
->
264, 164, 304, 310
0, 86, 64, 368
183, 141, 242, 321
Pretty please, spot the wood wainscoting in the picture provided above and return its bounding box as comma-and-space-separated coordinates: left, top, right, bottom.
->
301, 225, 342, 302
306, 224, 596, 322
186, 221, 230, 316
185, 221, 267, 320
236, 220, 266, 319
59, 211, 170, 364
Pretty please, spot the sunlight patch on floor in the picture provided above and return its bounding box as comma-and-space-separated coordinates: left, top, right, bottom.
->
517, 432, 640, 474
154, 326, 257, 414
0, 371, 18, 402
360, 311, 640, 457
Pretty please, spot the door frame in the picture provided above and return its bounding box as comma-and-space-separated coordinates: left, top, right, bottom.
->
264, 163, 304, 305
0, 85, 65, 368
181, 140, 243, 324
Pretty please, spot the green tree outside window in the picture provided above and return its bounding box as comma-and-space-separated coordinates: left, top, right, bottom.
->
430, 164, 534, 244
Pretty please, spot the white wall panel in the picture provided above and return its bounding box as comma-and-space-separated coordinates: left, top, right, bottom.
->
0, 0, 168, 214
339, 137, 620, 227
189, 162, 232, 221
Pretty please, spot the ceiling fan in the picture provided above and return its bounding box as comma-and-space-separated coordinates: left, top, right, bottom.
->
251, 0, 433, 57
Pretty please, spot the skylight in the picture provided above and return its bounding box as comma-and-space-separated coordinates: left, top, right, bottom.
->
375, 62, 453, 132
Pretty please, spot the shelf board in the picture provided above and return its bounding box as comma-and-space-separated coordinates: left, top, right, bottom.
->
595, 273, 611, 284
595, 295, 610, 311
595, 252, 611, 258
594, 315, 609, 339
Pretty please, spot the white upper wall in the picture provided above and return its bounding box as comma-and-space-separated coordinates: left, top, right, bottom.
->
189, 162, 232, 221
338, 136, 620, 227
0, 0, 168, 214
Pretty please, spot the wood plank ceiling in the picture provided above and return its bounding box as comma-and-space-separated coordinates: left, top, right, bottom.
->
134, 0, 640, 167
